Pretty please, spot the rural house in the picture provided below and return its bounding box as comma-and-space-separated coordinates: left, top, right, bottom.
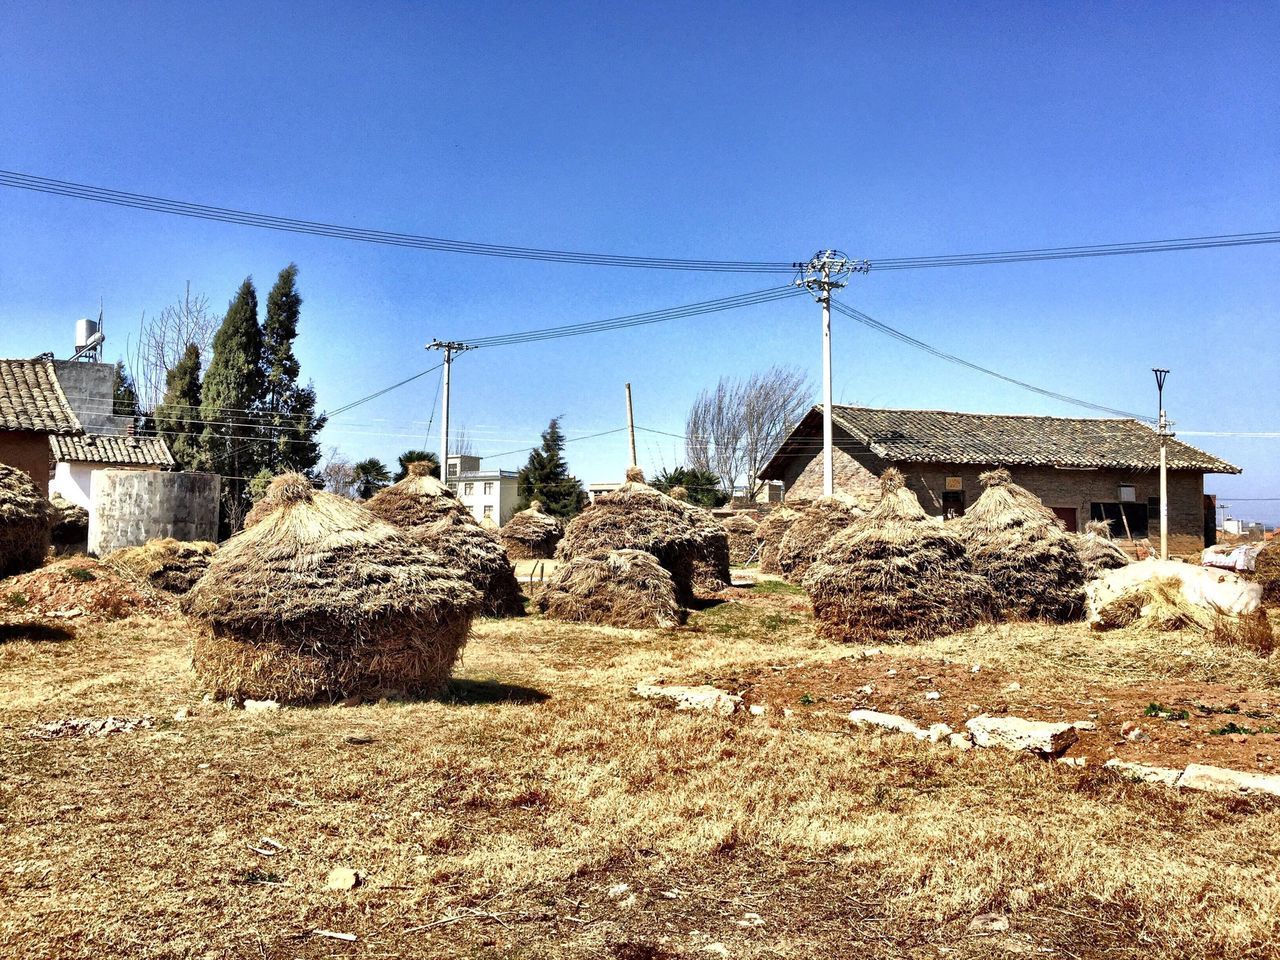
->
444, 454, 520, 525
0, 355, 83, 496
49, 433, 176, 510
758, 405, 1240, 555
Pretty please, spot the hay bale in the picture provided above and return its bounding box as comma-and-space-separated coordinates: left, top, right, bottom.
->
537, 549, 686, 629
668, 486, 731, 593
0, 463, 52, 578
776, 496, 865, 582
803, 469, 991, 644
500, 500, 563, 559
49, 492, 88, 546
1074, 519, 1131, 579
182, 473, 480, 703
757, 507, 799, 574
557, 467, 700, 605
951, 468, 1086, 621
107, 538, 217, 594
365, 466, 524, 618
721, 513, 760, 565
1254, 544, 1280, 605
408, 513, 525, 618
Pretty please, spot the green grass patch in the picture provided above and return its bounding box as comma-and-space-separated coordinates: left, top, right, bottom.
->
752, 579, 804, 596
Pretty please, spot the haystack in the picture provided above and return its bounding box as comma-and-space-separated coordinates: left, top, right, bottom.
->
365, 463, 524, 617
108, 538, 217, 594
49, 492, 88, 545
182, 473, 480, 703
776, 496, 865, 582
721, 512, 760, 565
756, 507, 799, 574
1086, 558, 1262, 632
1253, 544, 1280, 604
479, 515, 500, 532
1074, 519, 1132, 579
538, 549, 686, 629
557, 467, 700, 605
412, 513, 525, 617
0, 463, 52, 578
500, 501, 563, 559
803, 469, 991, 644
951, 468, 1087, 621
669, 486, 731, 593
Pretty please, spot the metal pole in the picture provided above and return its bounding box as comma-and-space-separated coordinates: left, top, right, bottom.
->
1153, 368, 1170, 560
440, 346, 452, 476
821, 266, 835, 497
625, 382, 637, 467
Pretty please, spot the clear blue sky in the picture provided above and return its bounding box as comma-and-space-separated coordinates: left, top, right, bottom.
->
2, 2, 1277, 521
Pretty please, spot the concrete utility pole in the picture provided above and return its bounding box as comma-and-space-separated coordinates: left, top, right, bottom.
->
1153, 368, 1171, 560
796, 252, 870, 496
625, 382, 638, 467
426, 340, 474, 477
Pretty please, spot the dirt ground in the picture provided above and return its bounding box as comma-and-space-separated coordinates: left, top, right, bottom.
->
2, 569, 1280, 959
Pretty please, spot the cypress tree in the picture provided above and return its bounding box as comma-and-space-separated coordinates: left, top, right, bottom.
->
261, 264, 325, 476
515, 418, 587, 518
153, 343, 203, 470
199, 278, 265, 531
111, 360, 141, 428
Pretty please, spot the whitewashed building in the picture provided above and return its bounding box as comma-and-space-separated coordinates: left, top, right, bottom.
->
49, 433, 175, 509
445, 455, 520, 525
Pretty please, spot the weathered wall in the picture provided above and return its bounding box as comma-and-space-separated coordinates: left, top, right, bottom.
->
0, 431, 51, 496
779, 433, 1208, 554
89, 470, 220, 555
52, 361, 131, 436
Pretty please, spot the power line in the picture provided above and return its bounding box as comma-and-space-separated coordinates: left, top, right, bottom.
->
479, 426, 631, 460
828, 298, 1154, 422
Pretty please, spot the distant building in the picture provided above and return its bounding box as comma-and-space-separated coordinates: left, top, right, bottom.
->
759, 404, 1241, 555
444, 454, 520, 525
0, 355, 83, 497
587, 481, 622, 503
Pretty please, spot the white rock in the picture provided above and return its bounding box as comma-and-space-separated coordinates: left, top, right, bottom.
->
857, 684, 874, 695
849, 710, 926, 739
782, 708, 794, 717
1104, 759, 1182, 786
1056, 756, 1087, 767
965, 715, 1078, 755
243, 699, 281, 713
748, 704, 767, 717
948, 732, 974, 751
702, 945, 730, 958
1071, 720, 1097, 731
924, 691, 941, 701
1177, 763, 1280, 798
325, 867, 362, 891
886, 669, 898, 677
633, 683, 742, 716
967, 913, 1010, 932
970, 664, 982, 673
926, 723, 953, 743
606, 882, 632, 900
862, 648, 883, 658
173, 707, 190, 722
1003, 682, 1021, 693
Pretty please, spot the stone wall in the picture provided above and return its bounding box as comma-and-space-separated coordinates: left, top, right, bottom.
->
88, 470, 220, 555
0, 431, 52, 496
52, 361, 132, 436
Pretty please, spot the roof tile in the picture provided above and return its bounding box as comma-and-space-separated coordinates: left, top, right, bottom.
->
0, 357, 82, 435
49, 433, 175, 467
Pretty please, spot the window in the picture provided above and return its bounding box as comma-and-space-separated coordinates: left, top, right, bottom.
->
941, 490, 966, 519
448, 461, 459, 478
483, 504, 493, 518
463, 482, 473, 496
483, 481, 493, 495
1118, 484, 1136, 503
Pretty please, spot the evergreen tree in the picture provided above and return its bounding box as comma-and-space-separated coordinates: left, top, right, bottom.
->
199, 278, 265, 532
352, 457, 392, 499
652, 466, 729, 508
153, 343, 203, 469
111, 360, 141, 428
395, 449, 440, 480
514, 418, 587, 518
261, 264, 325, 476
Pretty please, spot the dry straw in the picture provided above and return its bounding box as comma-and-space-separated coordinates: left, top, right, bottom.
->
108, 538, 217, 594
538, 548, 686, 629
951, 468, 1087, 621
1253, 544, 1280, 605
803, 468, 991, 644
777, 496, 865, 582
365, 462, 524, 617
1074, 519, 1131, 579
500, 500, 563, 559
756, 506, 799, 574
557, 466, 700, 605
668, 485, 731, 593
0, 463, 52, 578
182, 473, 479, 703
49, 492, 88, 545
720, 512, 760, 565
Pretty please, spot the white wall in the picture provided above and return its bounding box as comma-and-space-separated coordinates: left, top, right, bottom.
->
51, 461, 96, 509
456, 475, 520, 524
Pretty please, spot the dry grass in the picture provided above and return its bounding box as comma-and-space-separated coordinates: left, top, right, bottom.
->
0, 462, 51, 578
2, 577, 1280, 957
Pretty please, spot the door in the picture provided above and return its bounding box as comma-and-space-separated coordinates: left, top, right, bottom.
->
1051, 507, 1078, 532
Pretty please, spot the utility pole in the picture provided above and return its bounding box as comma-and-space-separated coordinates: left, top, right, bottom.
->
426, 340, 474, 479
796, 251, 870, 496
625, 382, 638, 468
1153, 368, 1171, 560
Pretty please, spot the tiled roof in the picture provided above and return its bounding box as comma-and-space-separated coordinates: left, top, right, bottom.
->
0, 357, 82, 435
761, 405, 1240, 477
49, 432, 175, 468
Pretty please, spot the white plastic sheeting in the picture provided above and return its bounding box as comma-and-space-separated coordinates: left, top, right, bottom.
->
1086, 558, 1262, 623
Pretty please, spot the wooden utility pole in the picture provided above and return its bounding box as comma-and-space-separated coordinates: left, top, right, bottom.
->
625, 382, 638, 467
426, 340, 474, 476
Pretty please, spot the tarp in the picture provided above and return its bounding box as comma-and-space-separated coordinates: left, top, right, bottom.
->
1086, 558, 1262, 624
1202, 543, 1263, 573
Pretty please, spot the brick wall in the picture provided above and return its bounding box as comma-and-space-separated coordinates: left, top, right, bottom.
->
0, 431, 51, 497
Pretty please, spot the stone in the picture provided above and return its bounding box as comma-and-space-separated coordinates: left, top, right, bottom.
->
1056, 756, 1087, 767
862, 648, 883, 658
634, 683, 743, 716
748, 704, 767, 717
925, 691, 941, 701
849, 710, 927, 739
702, 945, 730, 958
967, 913, 1010, 933
1071, 720, 1096, 731
243, 699, 281, 713
948, 732, 974, 751
325, 867, 362, 891
173, 707, 190, 722
857, 684, 874, 695
926, 723, 953, 743
965, 715, 1078, 755
1177, 763, 1280, 798
970, 664, 982, 673
1119, 722, 1148, 742
1104, 759, 1182, 786
1003, 682, 1021, 693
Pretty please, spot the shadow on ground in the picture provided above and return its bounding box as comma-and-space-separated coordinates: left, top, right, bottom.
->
442, 677, 550, 705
